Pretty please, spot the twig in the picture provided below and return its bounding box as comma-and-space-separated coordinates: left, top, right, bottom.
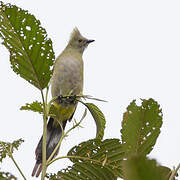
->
45, 86, 49, 105
47, 121, 65, 163
169, 163, 180, 180
10, 152, 27, 180
48, 155, 101, 166
47, 109, 87, 165
0, 143, 27, 180
48, 155, 120, 170
61, 94, 107, 102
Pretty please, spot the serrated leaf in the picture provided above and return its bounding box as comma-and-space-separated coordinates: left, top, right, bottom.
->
0, 170, 17, 180
123, 155, 173, 180
20, 101, 60, 118
83, 103, 106, 140
0, 139, 24, 162
67, 139, 124, 178
20, 101, 43, 114
121, 98, 162, 157
0, 2, 55, 90
49, 161, 117, 180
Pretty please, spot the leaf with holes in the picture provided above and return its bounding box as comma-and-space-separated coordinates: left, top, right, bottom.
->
20, 101, 43, 114
0, 139, 24, 162
82, 103, 106, 140
121, 98, 163, 157
123, 155, 174, 180
66, 139, 124, 178
49, 161, 117, 180
0, 2, 55, 90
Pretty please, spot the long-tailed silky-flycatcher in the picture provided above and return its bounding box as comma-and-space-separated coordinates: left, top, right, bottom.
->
32, 28, 94, 177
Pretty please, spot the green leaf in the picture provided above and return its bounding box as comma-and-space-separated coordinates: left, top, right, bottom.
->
49, 139, 124, 179
0, 2, 55, 90
67, 139, 124, 178
83, 103, 106, 140
123, 155, 173, 180
121, 98, 162, 157
20, 101, 43, 114
0, 139, 24, 162
0, 170, 17, 180
19, 100, 70, 118
49, 161, 117, 180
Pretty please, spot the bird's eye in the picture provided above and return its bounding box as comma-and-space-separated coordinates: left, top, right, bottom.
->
78, 39, 82, 43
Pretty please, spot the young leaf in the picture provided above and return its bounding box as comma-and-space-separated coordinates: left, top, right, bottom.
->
20, 101, 43, 114
0, 2, 55, 90
82, 103, 106, 140
0, 170, 17, 180
67, 139, 124, 178
123, 155, 174, 180
20, 101, 62, 118
121, 98, 162, 157
0, 139, 24, 162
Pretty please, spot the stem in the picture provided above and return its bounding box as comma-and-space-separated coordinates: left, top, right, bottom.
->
48, 155, 101, 166
41, 115, 47, 180
40, 89, 47, 180
65, 109, 87, 135
45, 86, 49, 105
47, 122, 64, 163
41, 92, 58, 179
0, 143, 27, 180
10, 154, 27, 180
48, 155, 120, 171
46, 96, 58, 114
48, 154, 119, 170
169, 163, 180, 180
41, 89, 46, 107
47, 109, 87, 165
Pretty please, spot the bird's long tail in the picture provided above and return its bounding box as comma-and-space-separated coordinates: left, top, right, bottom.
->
32, 117, 67, 177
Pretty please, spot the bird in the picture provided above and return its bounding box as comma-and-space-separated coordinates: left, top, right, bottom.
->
32, 28, 94, 177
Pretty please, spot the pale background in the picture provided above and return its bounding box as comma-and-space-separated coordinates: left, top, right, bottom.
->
0, 0, 180, 179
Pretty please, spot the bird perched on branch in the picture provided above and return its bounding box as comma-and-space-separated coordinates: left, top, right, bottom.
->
32, 28, 94, 177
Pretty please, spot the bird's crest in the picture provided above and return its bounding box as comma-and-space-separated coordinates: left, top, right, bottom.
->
70, 27, 81, 41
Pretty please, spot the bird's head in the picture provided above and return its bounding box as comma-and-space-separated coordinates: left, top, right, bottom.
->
68, 27, 94, 53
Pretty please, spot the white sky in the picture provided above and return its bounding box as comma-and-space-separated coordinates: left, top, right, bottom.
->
0, 0, 180, 179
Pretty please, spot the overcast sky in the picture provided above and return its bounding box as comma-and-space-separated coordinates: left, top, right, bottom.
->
0, 0, 180, 179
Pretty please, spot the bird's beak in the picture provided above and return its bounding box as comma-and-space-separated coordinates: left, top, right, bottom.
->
87, 39, 95, 43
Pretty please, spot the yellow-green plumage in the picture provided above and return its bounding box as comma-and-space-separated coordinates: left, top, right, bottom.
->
32, 28, 94, 177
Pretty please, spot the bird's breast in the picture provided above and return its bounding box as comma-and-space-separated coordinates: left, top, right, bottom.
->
51, 56, 83, 99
